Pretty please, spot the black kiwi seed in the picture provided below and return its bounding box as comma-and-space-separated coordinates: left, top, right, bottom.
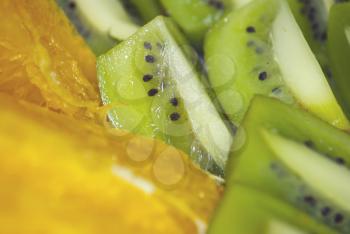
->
309, 7, 316, 14
144, 42, 152, 50
148, 88, 158, 96
258, 71, 267, 81
145, 55, 155, 63
208, 0, 224, 10
170, 97, 179, 106
304, 195, 317, 206
304, 140, 314, 148
321, 207, 331, 216
312, 23, 319, 30
246, 26, 256, 33
143, 74, 153, 82
320, 32, 327, 41
68, 1, 76, 9
334, 213, 344, 224
335, 157, 346, 165
170, 112, 181, 121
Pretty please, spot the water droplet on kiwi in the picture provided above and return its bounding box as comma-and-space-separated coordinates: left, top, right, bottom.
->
216, 89, 244, 116
152, 146, 185, 186
231, 126, 247, 152
108, 105, 145, 132
206, 54, 236, 87
345, 26, 350, 45
117, 76, 147, 100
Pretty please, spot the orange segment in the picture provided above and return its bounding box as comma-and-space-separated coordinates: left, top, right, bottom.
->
0, 0, 99, 119
0, 95, 222, 234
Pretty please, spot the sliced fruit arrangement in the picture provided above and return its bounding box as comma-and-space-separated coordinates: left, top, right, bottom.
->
225, 96, 350, 233
205, 0, 349, 130
159, 0, 233, 45
57, 0, 139, 55
0, 0, 99, 119
208, 185, 337, 234
98, 16, 233, 172
0, 94, 222, 234
328, 2, 350, 118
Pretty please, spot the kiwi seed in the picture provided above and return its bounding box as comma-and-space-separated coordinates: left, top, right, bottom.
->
335, 157, 345, 165
334, 213, 344, 224
246, 26, 256, 33
143, 74, 153, 82
258, 71, 267, 81
321, 207, 331, 216
303, 195, 316, 206
144, 42, 152, 50
148, 88, 158, 96
208, 0, 224, 10
170, 112, 180, 121
68, 1, 76, 9
145, 55, 155, 63
170, 97, 179, 106
304, 140, 314, 148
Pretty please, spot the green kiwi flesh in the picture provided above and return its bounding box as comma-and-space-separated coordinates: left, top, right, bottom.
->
127, 0, 163, 22
97, 16, 233, 172
159, 0, 233, 45
328, 2, 350, 118
205, 0, 349, 129
226, 96, 350, 233
208, 185, 338, 234
287, 0, 330, 76
57, 0, 139, 55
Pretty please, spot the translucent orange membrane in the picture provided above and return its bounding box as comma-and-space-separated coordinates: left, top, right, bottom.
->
0, 0, 99, 119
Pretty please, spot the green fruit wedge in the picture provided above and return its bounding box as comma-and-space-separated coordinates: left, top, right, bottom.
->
226, 96, 350, 233
205, 0, 349, 130
159, 0, 233, 45
208, 185, 338, 234
97, 16, 233, 173
328, 2, 350, 118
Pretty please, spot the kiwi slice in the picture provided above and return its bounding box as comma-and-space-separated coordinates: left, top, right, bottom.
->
208, 185, 337, 234
57, 0, 139, 55
226, 96, 350, 233
159, 0, 233, 45
328, 2, 350, 118
205, 0, 349, 130
127, 0, 163, 22
97, 16, 233, 172
287, 0, 330, 74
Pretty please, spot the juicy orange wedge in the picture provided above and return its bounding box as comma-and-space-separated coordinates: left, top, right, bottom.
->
0, 0, 99, 119
0, 95, 222, 234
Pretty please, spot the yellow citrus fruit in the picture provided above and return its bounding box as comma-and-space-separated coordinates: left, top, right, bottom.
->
0, 0, 99, 119
0, 95, 223, 234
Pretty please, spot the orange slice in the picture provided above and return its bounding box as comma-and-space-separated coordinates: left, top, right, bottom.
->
0, 0, 99, 119
0, 95, 222, 234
